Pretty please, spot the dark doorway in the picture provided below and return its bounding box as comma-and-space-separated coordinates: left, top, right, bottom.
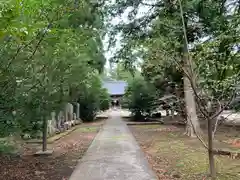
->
111, 99, 120, 108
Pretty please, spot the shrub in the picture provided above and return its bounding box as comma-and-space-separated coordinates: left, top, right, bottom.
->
99, 88, 111, 111
78, 87, 100, 122
78, 75, 110, 122
0, 141, 16, 155
123, 76, 157, 120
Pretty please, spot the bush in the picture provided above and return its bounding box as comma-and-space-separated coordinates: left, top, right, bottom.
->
0, 141, 16, 155
78, 75, 111, 122
123, 76, 157, 120
78, 87, 100, 122
99, 88, 111, 111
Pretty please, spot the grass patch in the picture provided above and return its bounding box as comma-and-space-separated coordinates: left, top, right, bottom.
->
47, 126, 80, 143
130, 124, 240, 180
77, 126, 98, 133
0, 141, 16, 154
132, 124, 162, 129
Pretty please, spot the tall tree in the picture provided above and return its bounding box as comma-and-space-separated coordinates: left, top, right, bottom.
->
105, 0, 240, 178
106, 0, 203, 136
0, 0, 108, 141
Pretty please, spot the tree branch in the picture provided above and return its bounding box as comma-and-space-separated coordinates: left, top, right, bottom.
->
27, 23, 53, 61
187, 113, 208, 149
140, 1, 164, 7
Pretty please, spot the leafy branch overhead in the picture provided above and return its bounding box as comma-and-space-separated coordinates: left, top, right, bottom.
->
0, 0, 109, 136
106, 0, 240, 179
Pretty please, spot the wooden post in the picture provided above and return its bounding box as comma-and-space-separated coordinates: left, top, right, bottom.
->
42, 116, 47, 152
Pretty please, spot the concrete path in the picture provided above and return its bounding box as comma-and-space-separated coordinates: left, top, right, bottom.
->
69, 110, 157, 180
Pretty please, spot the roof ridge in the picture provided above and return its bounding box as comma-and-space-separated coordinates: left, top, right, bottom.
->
102, 80, 127, 95
103, 80, 126, 82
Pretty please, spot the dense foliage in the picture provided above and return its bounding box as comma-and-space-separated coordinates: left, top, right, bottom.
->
78, 73, 110, 122
123, 76, 157, 120
106, 0, 240, 117
99, 88, 111, 111
106, 0, 240, 178
0, 0, 108, 136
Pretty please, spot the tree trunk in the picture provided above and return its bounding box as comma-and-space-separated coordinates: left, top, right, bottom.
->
184, 75, 200, 137
208, 117, 216, 179
42, 116, 47, 152
170, 108, 174, 117
174, 86, 186, 119
183, 40, 200, 137
166, 109, 170, 116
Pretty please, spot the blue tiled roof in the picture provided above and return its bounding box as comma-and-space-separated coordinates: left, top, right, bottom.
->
103, 80, 127, 95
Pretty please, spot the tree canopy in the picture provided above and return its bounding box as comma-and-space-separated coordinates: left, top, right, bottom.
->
0, 0, 109, 136
105, 1, 240, 178
106, 0, 240, 92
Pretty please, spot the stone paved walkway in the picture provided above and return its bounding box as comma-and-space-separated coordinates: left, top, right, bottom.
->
69, 110, 157, 180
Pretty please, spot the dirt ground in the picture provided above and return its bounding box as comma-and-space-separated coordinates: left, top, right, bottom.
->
129, 124, 240, 180
0, 120, 104, 180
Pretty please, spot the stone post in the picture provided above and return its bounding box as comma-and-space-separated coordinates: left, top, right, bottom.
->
76, 103, 80, 119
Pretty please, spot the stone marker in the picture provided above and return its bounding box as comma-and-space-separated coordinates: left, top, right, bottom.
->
47, 112, 56, 136
34, 150, 53, 156
76, 103, 80, 119
65, 103, 74, 122
73, 113, 77, 120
